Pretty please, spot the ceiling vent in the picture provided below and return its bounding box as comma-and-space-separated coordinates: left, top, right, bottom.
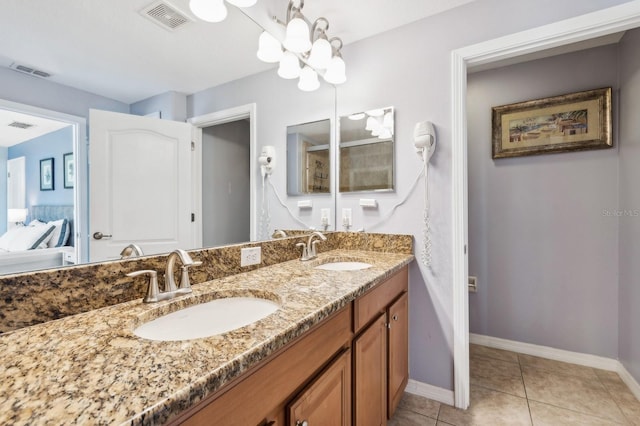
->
10, 63, 52, 79
141, 1, 192, 31
8, 121, 35, 130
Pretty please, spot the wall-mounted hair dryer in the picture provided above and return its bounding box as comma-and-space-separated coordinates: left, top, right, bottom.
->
414, 121, 437, 162
259, 145, 276, 177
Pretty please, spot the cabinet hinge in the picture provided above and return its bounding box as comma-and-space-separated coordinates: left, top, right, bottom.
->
191, 141, 195, 151
191, 213, 195, 222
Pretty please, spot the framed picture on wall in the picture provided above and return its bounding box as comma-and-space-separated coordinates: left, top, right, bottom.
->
492, 87, 612, 159
40, 157, 54, 191
63, 152, 74, 189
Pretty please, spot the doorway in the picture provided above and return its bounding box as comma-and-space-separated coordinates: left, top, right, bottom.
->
189, 103, 257, 246
201, 120, 251, 246
450, 2, 640, 409
0, 99, 85, 264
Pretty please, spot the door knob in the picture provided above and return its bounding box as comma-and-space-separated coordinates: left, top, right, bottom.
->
93, 232, 112, 240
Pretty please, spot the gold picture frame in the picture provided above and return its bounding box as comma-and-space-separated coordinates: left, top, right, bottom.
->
492, 87, 612, 159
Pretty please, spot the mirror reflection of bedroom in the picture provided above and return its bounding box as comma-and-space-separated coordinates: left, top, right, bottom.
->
1, 108, 75, 275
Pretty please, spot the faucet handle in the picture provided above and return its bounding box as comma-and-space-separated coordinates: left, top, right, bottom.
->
176, 260, 202, 292
127, 270, 160, 303
296, 242, 309, 261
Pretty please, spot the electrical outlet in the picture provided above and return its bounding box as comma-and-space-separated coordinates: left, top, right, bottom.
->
321, 208, 330, 227
468, 276, 478, 293
241, 247, 261, 267
342, 208, 352, 229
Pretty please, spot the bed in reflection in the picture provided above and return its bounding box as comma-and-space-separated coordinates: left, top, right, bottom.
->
0, 205, 74, 275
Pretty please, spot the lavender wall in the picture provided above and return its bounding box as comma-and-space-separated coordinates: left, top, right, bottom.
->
130, 91, 188, 122
8, 126, 74, 215
618, 28, 640, 382
331, 0, 631, 389
467, 45, 620, 357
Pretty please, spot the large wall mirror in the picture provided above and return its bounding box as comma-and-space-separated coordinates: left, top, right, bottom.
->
339, 107, 395, 192
0, 2, 338, 275
287, 119, 331, 195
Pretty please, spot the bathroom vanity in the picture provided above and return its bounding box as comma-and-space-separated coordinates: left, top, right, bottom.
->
0, 238, 413, 425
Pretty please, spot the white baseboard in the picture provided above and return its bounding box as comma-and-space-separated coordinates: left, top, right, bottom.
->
470, 333, 640, 400
405, 379, 454, 406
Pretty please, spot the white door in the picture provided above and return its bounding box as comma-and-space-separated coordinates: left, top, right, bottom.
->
7, 157, 26, 209
89, 109, 193, 261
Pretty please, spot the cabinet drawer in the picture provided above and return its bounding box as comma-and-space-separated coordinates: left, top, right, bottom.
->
353, 267, 408, 333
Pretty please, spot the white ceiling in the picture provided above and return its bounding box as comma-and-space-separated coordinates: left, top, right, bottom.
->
0, 109, 71, 147
0, 0, 474, 105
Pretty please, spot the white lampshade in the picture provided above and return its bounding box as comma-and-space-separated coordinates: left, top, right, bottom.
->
307, 37, 332, 69
382, 111, 393, 128
365, 116, 378, 131
378, 128, 393, 139
298, 66, 320, 91
323, 55, 346, 85
257, 31, 283, 63
283, 17, 311, 53
8, 208, 27, 223
226, 0, 257, 7
189, 0, 227, 22
278, 51, 301, 79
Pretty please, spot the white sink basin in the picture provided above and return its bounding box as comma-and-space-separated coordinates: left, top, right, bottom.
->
315, 261, 372, 271
134, 297, 280, 341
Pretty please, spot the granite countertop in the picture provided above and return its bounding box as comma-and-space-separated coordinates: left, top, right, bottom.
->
0, 249, 413, 425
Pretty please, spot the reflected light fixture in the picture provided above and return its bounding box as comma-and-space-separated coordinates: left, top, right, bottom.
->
257, 0, 346, 92
189, 0, 257, 23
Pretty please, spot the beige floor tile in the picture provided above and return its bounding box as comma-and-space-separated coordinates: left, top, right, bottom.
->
438, 385, 531, 426
470, 344, 519, 363
529, 400, 624, 425
518, 354, 599, 380
470, 356, 526, 398
522, 365, 627, 423
595, 370, 640, 425
389, 407, 437, 426
436, 422, 455, 426
398, 392, 440, 419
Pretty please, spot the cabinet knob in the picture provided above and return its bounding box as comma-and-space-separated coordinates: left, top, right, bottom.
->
296, 421, 308, 426
392, 314, 399, 321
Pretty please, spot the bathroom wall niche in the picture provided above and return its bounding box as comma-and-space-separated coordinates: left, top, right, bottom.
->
286, 119, 332, 195
339, 107, 395, 192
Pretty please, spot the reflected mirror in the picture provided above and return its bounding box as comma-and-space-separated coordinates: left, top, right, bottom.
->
287, 119, 331, 195
0, 2, 338, 275
339, 107, 395, 192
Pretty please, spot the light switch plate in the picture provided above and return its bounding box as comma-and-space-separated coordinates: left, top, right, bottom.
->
241, 247, 261, 267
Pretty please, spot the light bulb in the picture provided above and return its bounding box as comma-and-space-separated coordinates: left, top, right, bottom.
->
365, 117, 377, 131
307, 37, 332, 69
283, 17, 311, 53
298, 66, 320, 92
257, 31, 283, 63
278, 51, 301, 79
226, 0, 257, 7
189, 0, 227, 22
323, 55, 346, 85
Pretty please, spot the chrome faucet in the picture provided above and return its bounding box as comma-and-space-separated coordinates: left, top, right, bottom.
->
165, 249, 202, 294
120, 243, 144, 259
273, 229, 288, 238
126, 249, 202, 303
297, 231, 326, 261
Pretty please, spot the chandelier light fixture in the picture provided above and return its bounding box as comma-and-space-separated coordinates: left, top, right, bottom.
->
256, 0, 346, 91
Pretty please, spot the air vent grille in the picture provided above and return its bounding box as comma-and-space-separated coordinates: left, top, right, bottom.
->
8, 121, 35, 130
141, 1, 192, 31
10, 63, 52, 79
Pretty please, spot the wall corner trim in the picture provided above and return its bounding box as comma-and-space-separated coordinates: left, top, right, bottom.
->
405, 379, 455, 406
470, 333, 640, 401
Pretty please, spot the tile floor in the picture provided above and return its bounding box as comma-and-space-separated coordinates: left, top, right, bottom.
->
389, 344, 640, 425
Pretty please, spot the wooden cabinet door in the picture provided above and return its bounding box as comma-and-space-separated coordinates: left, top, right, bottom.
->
288, 349, 351, 426
387, 292, 408, 418
353, 313, 387, 426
